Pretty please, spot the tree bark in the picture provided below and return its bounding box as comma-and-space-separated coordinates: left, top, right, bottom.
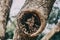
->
13, 0, 56, 40
0, 0, 12, 39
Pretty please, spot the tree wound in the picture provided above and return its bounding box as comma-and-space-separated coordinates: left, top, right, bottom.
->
17, 11, 41, 35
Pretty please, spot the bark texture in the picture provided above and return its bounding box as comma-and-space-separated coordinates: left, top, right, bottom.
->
13, 0, 56, 40
0, 0, 12, 39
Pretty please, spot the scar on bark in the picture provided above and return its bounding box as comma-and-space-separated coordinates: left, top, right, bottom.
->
13, 9, 46, 40
18, 9, 46, 36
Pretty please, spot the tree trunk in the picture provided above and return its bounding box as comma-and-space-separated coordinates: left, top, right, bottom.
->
13, 0, 56, 40
0, 0, 12, 40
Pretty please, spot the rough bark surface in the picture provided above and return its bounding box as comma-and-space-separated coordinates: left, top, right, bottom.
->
13, 0, 56, 40
0, 0, 12, 39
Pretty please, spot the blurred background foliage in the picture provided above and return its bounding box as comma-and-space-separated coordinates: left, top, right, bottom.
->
5, 0, 60, 40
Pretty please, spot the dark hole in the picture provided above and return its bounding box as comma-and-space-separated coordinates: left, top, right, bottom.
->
18, 12, 41, 33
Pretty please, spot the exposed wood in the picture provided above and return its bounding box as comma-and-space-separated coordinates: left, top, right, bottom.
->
0, 0, 12, 39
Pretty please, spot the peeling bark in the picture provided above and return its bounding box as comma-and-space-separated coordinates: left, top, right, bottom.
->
0, 0, 12, 39
13, 0, 56, 40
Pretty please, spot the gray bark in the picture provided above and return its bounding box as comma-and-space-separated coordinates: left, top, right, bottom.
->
21, 0, 56, 19
0, 0, 12, 39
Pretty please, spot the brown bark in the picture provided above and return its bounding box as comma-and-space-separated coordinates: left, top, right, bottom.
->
13, 0, 56, 40
0, 0, 12, 39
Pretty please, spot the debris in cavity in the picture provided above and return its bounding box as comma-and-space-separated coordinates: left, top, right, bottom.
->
17, 13, 41, 34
